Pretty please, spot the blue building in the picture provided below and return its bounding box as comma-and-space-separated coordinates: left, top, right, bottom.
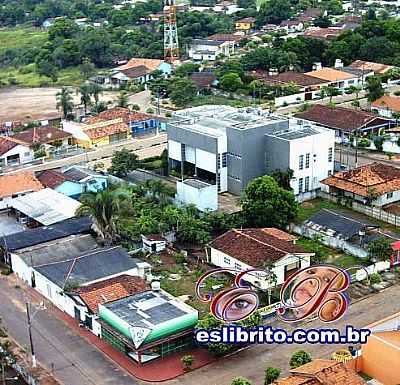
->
37, 166, 108, 199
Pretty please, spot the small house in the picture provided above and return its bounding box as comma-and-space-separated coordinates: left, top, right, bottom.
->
142, 234, 167, 253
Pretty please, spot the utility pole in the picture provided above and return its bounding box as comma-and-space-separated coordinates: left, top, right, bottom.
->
26, 302, 36, 368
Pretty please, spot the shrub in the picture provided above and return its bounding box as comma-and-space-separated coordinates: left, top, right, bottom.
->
373, 136, 385, 152
290, 350, 312, 368
174, 252, 186, 264
370, 272, 382, 285
181, 354, 194, 370
358, 138, 371, 148
265, 367, 281, 384
165, 111, 172, 117
146, 107, 155, 114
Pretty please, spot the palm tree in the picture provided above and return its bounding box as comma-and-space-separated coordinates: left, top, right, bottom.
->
56, 87, 74, 119
76, 189, 131, 245
347, 84, 362, 108
116, 91, 130, 108
142, 179, 175, 206
89, 83, 103, 104
320, 85, 340, 103
77, 83, 92, 115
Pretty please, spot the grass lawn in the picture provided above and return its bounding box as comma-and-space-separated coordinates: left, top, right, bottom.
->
0, 26, 47, 52
296, 198, 343, 223
0, 65, 85, 87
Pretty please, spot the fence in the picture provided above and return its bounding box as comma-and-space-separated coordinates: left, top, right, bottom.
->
318, 191, 400, 227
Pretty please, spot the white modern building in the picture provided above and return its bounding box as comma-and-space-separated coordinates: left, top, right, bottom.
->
188, 39, 236, 61
167, 106, 335, 210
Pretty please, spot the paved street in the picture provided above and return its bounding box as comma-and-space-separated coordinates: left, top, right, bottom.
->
2, 133, 167, 175
2, 272, 400, 385
0, 276, 140, 385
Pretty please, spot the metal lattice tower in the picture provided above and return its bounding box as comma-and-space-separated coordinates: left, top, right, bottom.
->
163, 0, 179, 63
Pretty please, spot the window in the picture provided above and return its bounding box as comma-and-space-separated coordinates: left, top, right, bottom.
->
24, 152, 31, 157
224, 256, 230, 264
387, 192, 393, 199
305, 176, 310, 192
298, 178, 303, 193
234, 262, 241, 271
222, 152, 227, 168
328, 170, 332, 176
305, 153, 310, 168
299, 155, 304, 170
217, 156, 220, 169
328, 147, 333, 162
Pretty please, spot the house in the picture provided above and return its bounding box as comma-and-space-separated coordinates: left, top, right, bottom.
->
279, 19, 304, 33
0, 136, 34, 169
11, 126, 73, 149
0, 172, 43, 211
9, 188, 81, 227
141, 234, 167, 253
71, 274, 150, 336
303, 27, 344, 41
349, 60, 394, 76
37, 166, 108, 199
359, 312, 400, 385
190, 72, 217, 93
62, 107, 161, 148
235, 17, 256, 32
207, 33, 245, 44
321, 162, 400, 207
30, 243, 151, 331
188, 38, 236, 61
273, 359, 366, 385
371, 95, 400, 118
249, 70, 329, 104
297, 7, 323, 23
294, 104, 391, 139
209, 228, 313, 290
168, 106, 334, 210
98, 288, 198, 364
107, 58, 172, 88
305, 66, 362, 90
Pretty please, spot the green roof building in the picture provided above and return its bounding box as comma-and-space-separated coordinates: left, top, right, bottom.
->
99, 289, 198, 364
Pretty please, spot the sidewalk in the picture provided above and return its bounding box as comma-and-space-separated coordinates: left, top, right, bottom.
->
24, 280, 215, 382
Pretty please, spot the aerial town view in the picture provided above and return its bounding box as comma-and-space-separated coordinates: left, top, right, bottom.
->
1, 0, 400, 384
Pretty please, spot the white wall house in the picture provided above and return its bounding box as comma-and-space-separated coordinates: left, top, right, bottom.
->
371, 96, 400, 119
0, 139, 33, 169
188, 39, 235, 61
209, 228, 313, 291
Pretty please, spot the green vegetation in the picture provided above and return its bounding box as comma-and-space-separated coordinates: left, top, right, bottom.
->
369, 272, 382, 285
264, 367, 281, 385
296, 198, 342, 223
290, 350, 312, 369
0, 27, 47, 52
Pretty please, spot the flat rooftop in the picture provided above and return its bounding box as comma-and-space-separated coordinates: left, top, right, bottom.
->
171, 105, 286, 137
266, 119, 330, 140
103, 290, 197, 329
183, 178, 212, 189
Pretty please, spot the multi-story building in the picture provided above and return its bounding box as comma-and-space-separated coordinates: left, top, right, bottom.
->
167, 106, 335, 210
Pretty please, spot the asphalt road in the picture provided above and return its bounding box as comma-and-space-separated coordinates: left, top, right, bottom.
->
0, 276, 139, 385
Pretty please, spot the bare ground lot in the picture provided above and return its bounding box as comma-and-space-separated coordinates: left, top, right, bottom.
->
0, 87, 118, 122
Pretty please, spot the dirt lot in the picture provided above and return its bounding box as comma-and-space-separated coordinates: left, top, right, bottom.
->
0, 87, 118, 122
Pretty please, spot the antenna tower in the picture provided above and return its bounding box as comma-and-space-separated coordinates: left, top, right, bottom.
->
164, 0, 179, 63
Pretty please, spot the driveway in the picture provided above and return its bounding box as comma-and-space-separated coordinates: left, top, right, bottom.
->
0, 276, 140, 385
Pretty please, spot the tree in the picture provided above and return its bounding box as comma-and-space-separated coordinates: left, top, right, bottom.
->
367, 238, 393, 262
231, 377, 252, 385
131, 104, 141, 111
108, 149, 140, 177
76, 189, 131, 245
366, 76, 384, 103
264, 367, 281, 384
77, 83, 92, 115
79, 57, 96, 80
169, 78, 197, 108
256, 0, 292, 25
313, 15, 331, 28
116, 91, 130, 108
320, 85, 340, 103
290, 351, 312, 369
175, 63, 200, 77
241, 176, 299, 228
220, 72, 243, 92
270, 169, 294, 190
181, 354, 194, 370
56, 87, 74, 119
89, 83, 103, 104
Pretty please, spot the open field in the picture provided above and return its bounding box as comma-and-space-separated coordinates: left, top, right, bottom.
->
0, 26, 47, 52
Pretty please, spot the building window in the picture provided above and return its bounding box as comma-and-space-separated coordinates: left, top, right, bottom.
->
299, 155, 304, 170
224, 256, 230, 264
387, 192, 394, 199
298, 178, 303, 193
222, 152, 227, 168
217, 156, 221, 169
305, 176, 310, 192
234, 262, 241, 271
228, 152, 242, 160
24, 152, 31, 157
305, 153, 310, 168
328, 147, 333, 162
328, 170, 332, 176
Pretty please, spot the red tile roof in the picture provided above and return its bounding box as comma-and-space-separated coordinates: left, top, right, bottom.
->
349, 60, 393, 75
190, 72, 217, 89
294, 104, 388, 132
372, 95, 400, 112
274, 360, 366, 385
0, 136, 18, 156
303, 27, 343, 40
95, 107, 153, 124
210, 228, 309, 267
322, 162, 400, 197
12, 126, 72, 146
0, 172, 43, 198
75, 275, 150, 313
116, 58, 163, 72
120, 65, 149, 79
250, 70, 328, 87
207, 33, 245, 42
36, 169, 74, 189
84, 122, 128, 140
